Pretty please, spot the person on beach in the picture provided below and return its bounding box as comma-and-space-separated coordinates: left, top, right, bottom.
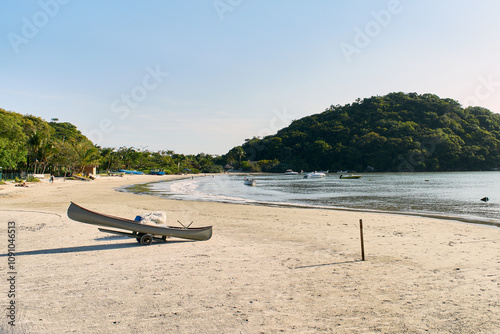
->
50, 174, 55, 183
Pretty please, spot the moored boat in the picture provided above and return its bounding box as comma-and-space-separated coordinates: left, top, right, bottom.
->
339, 174, 362, 179
303, 171, 326, 178
118, 169, 144, 175
244, 177, 256, 186
284, 169, 299, 175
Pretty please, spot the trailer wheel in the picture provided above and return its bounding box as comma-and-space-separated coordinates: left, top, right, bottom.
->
139, 234, 153, 245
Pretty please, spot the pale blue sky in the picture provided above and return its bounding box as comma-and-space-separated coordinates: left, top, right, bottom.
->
2, 1, 500, 154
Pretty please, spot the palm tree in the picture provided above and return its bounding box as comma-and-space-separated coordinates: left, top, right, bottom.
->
76, 143, 100, 173
99, 147, 116, 172
39, 140, 57, 174
55, 140, 100, 176
227, 146, 245, 168
236, 146, 245, 166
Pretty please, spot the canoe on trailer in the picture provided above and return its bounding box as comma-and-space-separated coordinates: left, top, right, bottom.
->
67, 202, 212, 245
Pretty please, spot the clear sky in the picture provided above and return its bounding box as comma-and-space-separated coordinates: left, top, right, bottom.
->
2, 0, 500, 155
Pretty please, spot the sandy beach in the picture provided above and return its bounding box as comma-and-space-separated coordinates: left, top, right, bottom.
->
1, 175, 499, 333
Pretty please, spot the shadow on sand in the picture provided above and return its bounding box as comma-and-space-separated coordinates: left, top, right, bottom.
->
0, 239, 192, 256
294, 260, 363, 269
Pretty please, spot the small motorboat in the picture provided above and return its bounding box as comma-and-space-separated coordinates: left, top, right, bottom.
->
244, 177, 256, 186
118, 169, 144, 175
303, 172, 326, 178
339, 174, 361, 179
284, 169, 299, 175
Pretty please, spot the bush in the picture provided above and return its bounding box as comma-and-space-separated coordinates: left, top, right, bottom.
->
239, 161, 253, 172
202, 164, 223, 173
26, 176, 41, 182
250, 164, 262, 173
256, 159, 280, 172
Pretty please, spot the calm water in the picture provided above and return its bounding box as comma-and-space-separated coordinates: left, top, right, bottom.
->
123, 172, 500, 227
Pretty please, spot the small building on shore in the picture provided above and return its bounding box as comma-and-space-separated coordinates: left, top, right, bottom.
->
82, 165, 98, 175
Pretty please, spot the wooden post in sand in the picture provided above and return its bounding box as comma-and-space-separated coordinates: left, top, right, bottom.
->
359, 219, 365, 261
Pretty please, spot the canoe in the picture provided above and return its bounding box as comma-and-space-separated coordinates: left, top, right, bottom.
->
67, 202, 212, 244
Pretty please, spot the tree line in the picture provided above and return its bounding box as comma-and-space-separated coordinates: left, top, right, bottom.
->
4, 92, 500, 176
0, 108, 223, 177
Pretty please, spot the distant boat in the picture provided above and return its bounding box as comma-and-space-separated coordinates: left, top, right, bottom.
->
317, 170, 329, 174
284, 169, 299, 175
337, 170, 348, 173
303, 172, 326, 178
150, 170, 165, 175
339, 174, 361, 179
118, 169, 144, 175
244, 177, 256, 186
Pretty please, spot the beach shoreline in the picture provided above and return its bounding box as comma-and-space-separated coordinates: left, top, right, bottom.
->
1, 175, 499, 333
120, 174, 500, 229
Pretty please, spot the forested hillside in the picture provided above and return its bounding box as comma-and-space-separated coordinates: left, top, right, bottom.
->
4, 92, 500, 176
237, 93, 500, 172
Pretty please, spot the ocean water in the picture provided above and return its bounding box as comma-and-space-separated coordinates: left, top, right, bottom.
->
123, 172, 500, 227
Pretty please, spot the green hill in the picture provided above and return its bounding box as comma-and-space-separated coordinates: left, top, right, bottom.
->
238, 92, 500, 172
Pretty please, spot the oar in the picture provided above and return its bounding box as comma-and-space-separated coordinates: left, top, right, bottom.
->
177, 220, 194, 229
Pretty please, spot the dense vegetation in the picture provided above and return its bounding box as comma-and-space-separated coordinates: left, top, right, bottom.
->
0, 108, 223, 177
231, 93, 500, 172
3, 92, 500, 177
